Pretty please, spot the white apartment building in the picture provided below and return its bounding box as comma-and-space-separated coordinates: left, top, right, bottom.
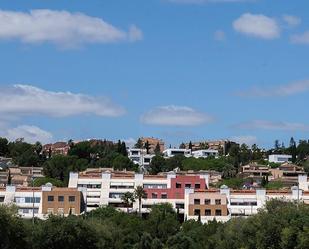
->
185, 184, 308, 224
269, 154, 292, 163
68, 170, 209, 214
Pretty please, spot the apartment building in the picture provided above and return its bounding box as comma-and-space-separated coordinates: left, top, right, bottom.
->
0, 166, 44, 187
68, 170, 209, 214
185, 185, 309, 223
0, 184, 84, 218
43, 142, 70, 157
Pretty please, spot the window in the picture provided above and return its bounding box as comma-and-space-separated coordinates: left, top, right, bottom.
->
47, 208, 54, 214
151, 193, 158, 199
194, 199, 200, 205
58, 196, 64, 202
185, 184, 191, 189
204, 199, 211, 205
195, 183, 201, 189
205, 209, 211, 216
143, 184, 167, 189
215, 199, 221, 205
194, 209, 200, 216
48, 196, 54, 202
175, 203, 184, 209
69, 196, 76, 202
161, 193, 167, 199
70, 208, 76, 215
58, 208, 64, 215
215, 209, 222, 216
176, 182, 182, 188
0, 196, 4, 202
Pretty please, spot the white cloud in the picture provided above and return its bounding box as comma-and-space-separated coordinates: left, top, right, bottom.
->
4, 125, 53, 144
0, 84, 125, 118
230, 135, 257, 146
128, 25, 143, 42
233, 13, 280, 39
167, 0, 255, 4
235, 120, 309, 132
236, 79, 309, 97
282, 15, 301, 28
141, 105, 213, 126
0, 9, 142, 47
291, 31, 309, 45
214, 30, 226, 41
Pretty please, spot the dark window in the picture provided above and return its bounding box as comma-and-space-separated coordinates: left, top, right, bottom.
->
176, 183, 182, 188
185, 184, 191, 188
215, 209, 222, 216
161, 193, 167, 199
215, 199, 221, 205
194, 199, 200, 205
205, 209, 211, 216
175, 203, 184, 209
69, 196, 76, 202
152, 193, 158, 199
195, 183, 201, 189
48, 196, 54, 202
204, 199, 211, 205
0, 196, 4, 202
58, 196, 64, 202
194, 209, 200, 216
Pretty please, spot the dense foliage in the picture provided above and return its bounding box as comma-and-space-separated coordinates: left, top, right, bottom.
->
2, 200, 309, 249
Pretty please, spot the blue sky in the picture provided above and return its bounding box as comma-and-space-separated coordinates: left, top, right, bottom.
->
0, 0, 308, 148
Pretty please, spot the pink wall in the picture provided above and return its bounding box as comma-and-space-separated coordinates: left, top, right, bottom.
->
144, 175, 207, 199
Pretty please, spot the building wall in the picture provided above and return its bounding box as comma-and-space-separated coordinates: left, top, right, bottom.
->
42, 188, 83, 215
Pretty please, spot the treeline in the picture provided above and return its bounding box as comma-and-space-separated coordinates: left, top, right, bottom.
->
1, 200, 309, 249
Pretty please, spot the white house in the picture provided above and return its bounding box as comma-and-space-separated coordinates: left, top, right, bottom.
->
269, 154, 292, 163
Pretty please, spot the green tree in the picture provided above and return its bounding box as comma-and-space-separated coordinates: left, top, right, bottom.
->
121, 191, 135, 213
0, 137, 9, 156
32, 216, 98, 249
149, 156, 166, 174
134, 185, 147, 217
154, 142, 161, 155
135, 138, 143, 149
144, 141, 150, 154
0, 205, 28, 249
33, 177, 65, 187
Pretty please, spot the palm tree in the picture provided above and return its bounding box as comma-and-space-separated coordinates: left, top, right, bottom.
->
121, 192, 135, 213
134, 185, 147, 217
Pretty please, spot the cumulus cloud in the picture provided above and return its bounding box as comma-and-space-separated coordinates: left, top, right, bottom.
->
233, 13, 280, 39
0, 9, 142, 47
234, 120, 309, 132
167, 0, 255, 4
230, 135, 257, 146
214, 30, 226, 41
291, 31, 309, 45
282, 15, 301, 28
0, 84, 125, 118
236, 79, 309, 97
141, 105, 213, 126
4, 125, 53, 144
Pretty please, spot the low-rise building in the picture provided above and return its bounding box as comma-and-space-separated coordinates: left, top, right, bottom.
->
269, 154, 292, 164
0, 184, 84, 218
163, 149, 192, 158
192, 149, 219, 158
128, 148, 155, 167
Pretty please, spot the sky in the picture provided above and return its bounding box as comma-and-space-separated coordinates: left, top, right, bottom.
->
0, 0, 308, 148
